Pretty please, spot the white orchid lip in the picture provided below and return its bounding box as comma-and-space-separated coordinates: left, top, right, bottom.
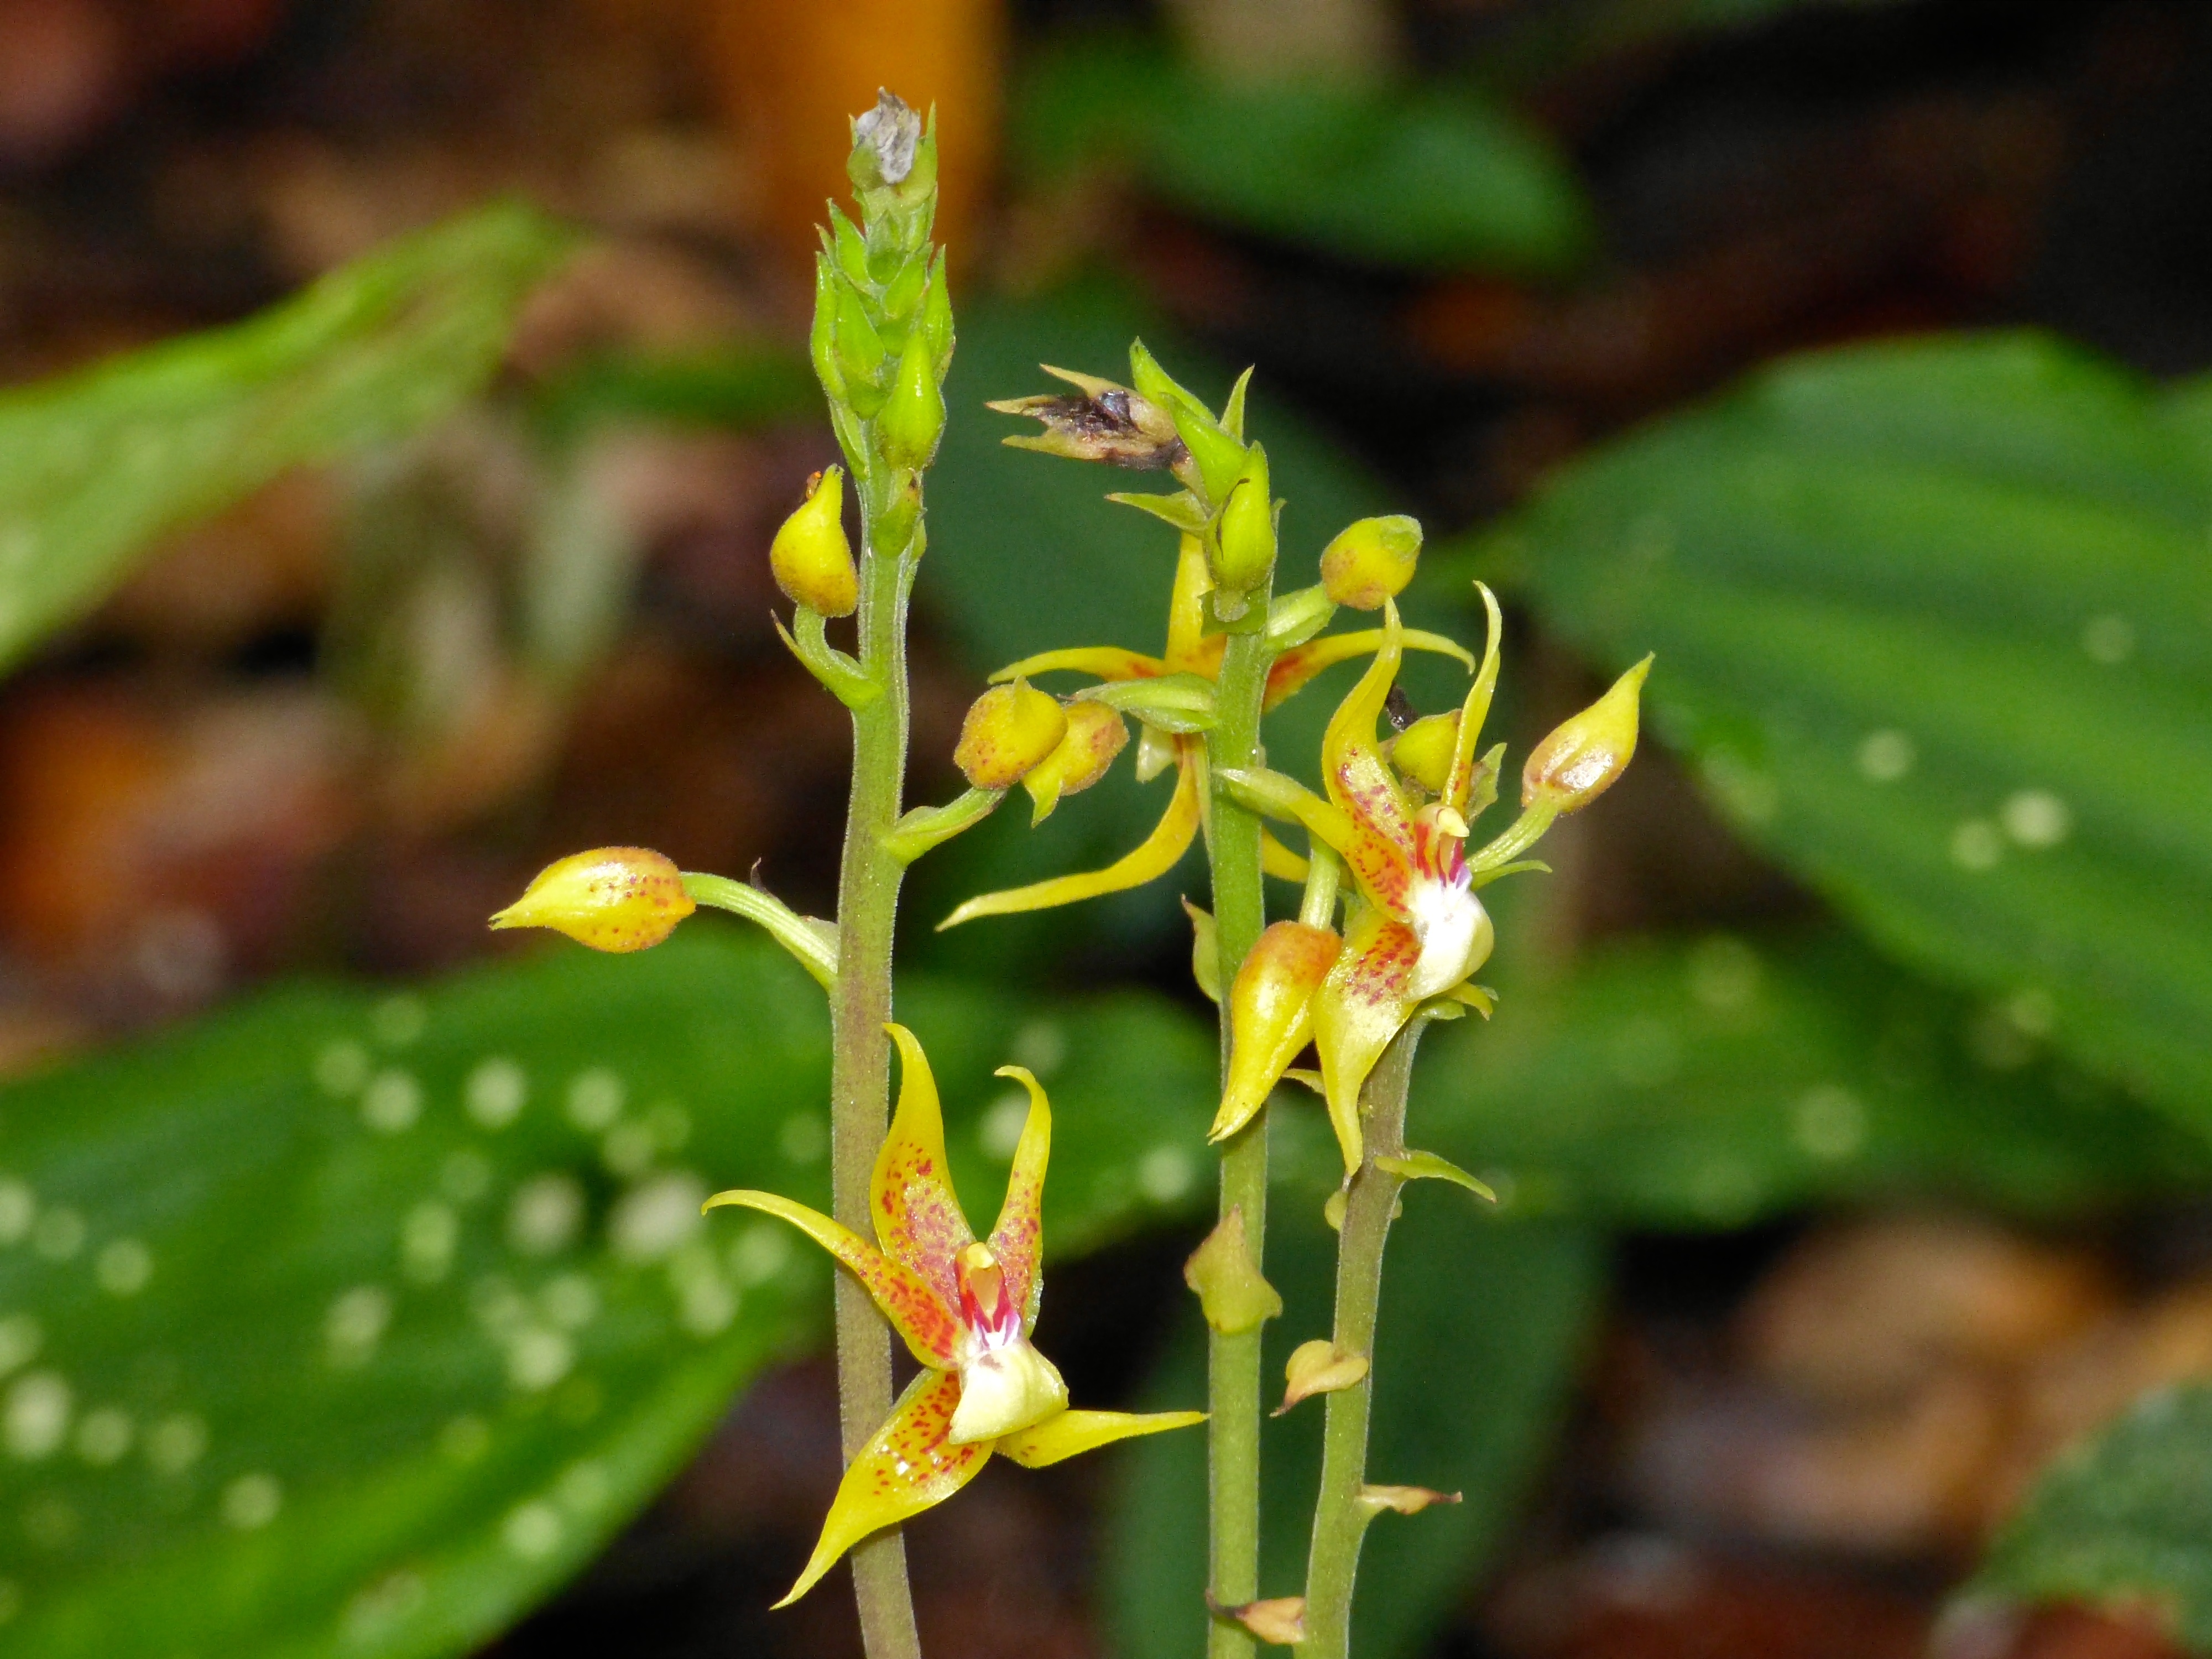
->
1404, 878, 1493, 1002
949, 1339, 1068, 1444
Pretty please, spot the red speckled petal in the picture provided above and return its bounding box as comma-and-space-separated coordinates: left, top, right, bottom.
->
1334, 747, 1417, 920
703, 1190, 961, 1369
873, 1025, 976, 1310
1311, 906, 1420, 1173
985, 1065, 1051, 1334
775, 1370, 990, 1607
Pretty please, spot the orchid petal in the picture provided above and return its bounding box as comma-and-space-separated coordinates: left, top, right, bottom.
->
774, 1369, 990, 1607
1443, 583, 1504, 812
1161, 533, 1222, 676
1213, 921, 1341, 1144
990, 646, 1162, 684
994, 1406, 1207, 1469
1264, 626, 1475, 711
1317, 603, 1421, 919
950, 1337, 1067, 1444
939, 750, 1201, 927
984, 1065, 1050, 1334
1311, 905, 1420, 1173
872, 1025, 976, 1312
703, 1189, 961, 1369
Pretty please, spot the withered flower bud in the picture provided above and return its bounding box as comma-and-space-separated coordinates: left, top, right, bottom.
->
989, 364, 1188, 471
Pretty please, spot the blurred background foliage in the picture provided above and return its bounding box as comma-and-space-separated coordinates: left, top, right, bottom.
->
0, 2, 2210, 1658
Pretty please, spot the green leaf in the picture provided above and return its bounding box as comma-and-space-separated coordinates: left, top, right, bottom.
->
1013, 36, 1594, 275
1406, 928, 2211, 1231
528, 346, 815, 449
1487, 331, 2212, 1138
1104, 1211, 1603, 1659
0, 200, 571, 674
1974, 1383, 2212, 1650
0, 932, 1218, 1659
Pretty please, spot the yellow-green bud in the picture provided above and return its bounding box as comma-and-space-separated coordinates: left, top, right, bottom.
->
877, 326, 946, 470
833, 282, 888, 415
1022, 701, 1129, 822
1208, 442, 1276, 601
808, 257, 845, 402
769, 468, 858, 618
1387, 709, 1459, 794
1129, 339, 1246, 502
921, 256, 954, 373
1522, 655, 1653, 812
490, 847, 694, 952
953, 679, 1068, 789
1319, 514, 1422, 610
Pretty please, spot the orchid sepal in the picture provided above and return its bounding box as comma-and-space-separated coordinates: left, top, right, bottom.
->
940, 742, 1202, 928
997, 1406, 1208, 1468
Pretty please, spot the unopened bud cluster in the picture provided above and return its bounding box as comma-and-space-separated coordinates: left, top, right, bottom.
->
805, 91, 953, 559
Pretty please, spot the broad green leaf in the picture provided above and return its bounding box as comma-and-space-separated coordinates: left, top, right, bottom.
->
0, 932, 1218, 1659
1012, 36, 1594, 275
1104, 1211, 1604, 1659
0, 200, 571, 673
1974, 1383, 2212, 1651
1484, 332, 2212, 1138
529, 346, 815, 449
1405, 928, 2211, 1231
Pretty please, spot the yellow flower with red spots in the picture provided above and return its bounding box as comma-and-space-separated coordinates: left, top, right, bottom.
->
1220, 588, 1648, 1171
705, 1025, 1202, 1605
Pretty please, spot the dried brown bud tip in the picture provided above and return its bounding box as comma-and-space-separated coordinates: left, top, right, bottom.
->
989, 364, 1187, 470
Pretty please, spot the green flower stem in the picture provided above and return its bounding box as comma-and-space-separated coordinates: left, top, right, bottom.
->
1206, 618, 1276, 1659
680, 872, 838, 989
827, 497, 924, 1659
1297, 1022, 1425, 1659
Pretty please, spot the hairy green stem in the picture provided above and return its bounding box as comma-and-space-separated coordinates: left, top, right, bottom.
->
1206, 618, 1276, 1659
828, 494, 923, 1659
1297, 1022, 1424, 1659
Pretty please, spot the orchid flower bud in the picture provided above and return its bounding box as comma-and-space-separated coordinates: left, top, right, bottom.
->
808, 257, 845, 402
769, 467, 858, 618
1522, 655, 1653, 812
1211, 920, 1342, 1144
1319, 514, 1422, 611
1207, 443, 1276, 610
876, 325, 946, 469
1387, 709, 1460, 795
954, 679, 1069, 789
1128, 339, 1246, 502
490, 847, 694, 952
1022, 701, 1129, 823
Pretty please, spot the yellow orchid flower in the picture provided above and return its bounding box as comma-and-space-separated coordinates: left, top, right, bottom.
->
1220, 587, 1645, 1172
705, 1025, 1202, 1606
939, 533, 1475, 928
